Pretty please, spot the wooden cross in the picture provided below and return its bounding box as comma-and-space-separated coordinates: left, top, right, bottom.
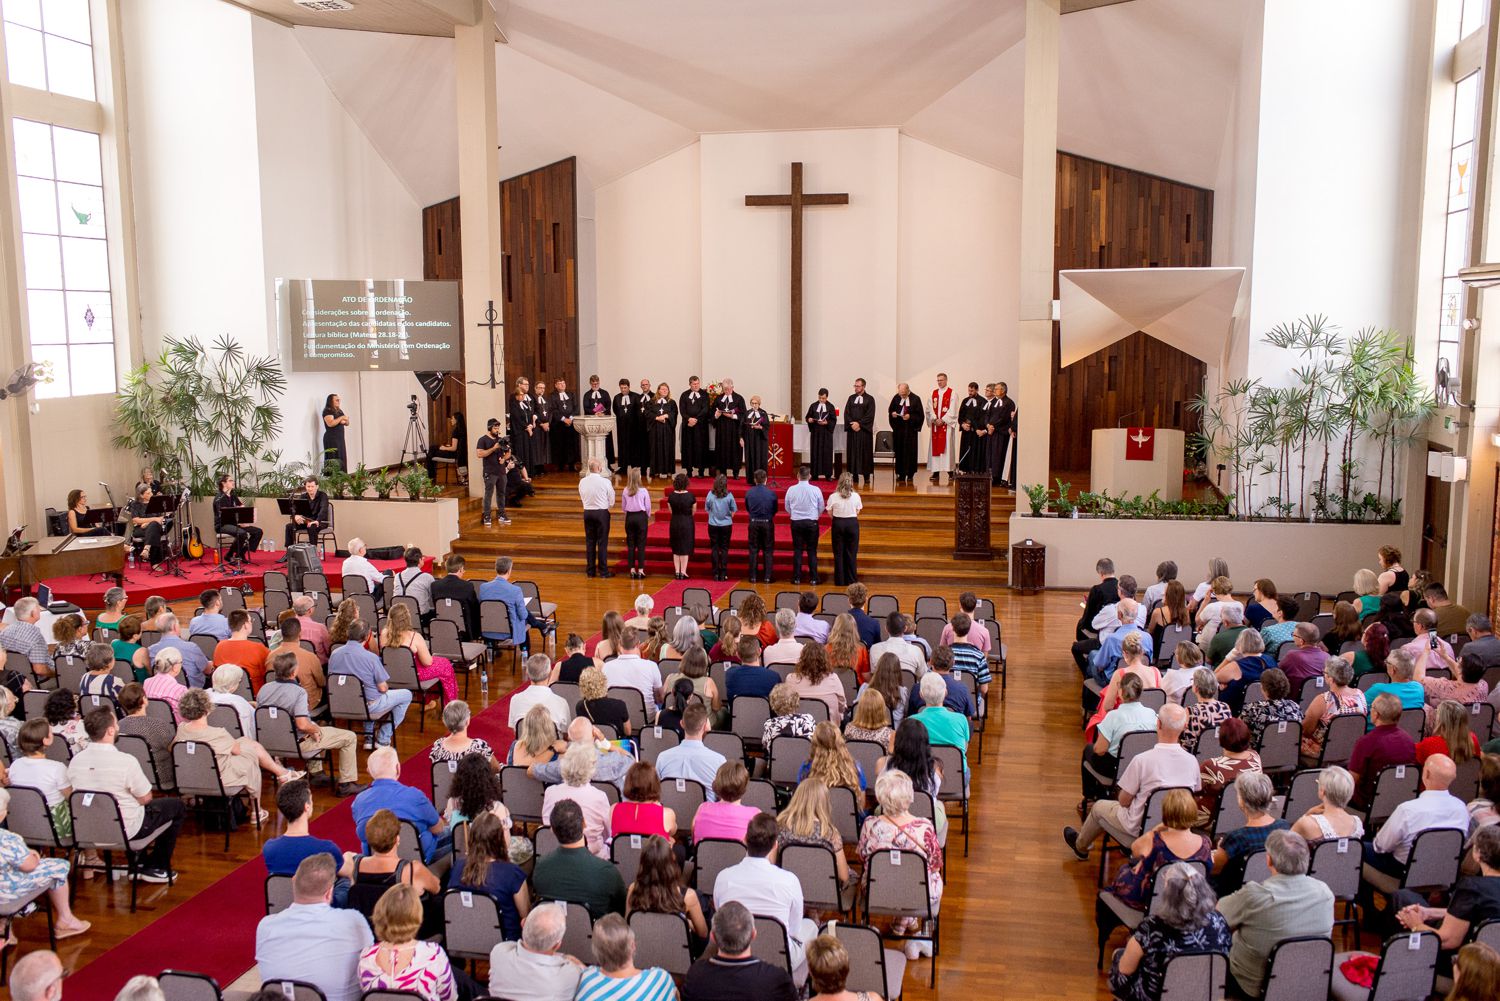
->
746, 162, 849, 416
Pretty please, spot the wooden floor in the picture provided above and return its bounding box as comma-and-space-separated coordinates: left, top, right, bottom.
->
14, 471, 1125, 1001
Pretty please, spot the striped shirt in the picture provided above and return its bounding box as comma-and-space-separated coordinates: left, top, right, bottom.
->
574, 965, 678, 1001
948, 641, 991, 685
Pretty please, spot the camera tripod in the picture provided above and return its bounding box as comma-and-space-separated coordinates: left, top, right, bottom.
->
400, 400, 428, 466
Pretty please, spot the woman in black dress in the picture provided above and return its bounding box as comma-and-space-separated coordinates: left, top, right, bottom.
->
668, 472, 696, 581
507, 378, 536, 473
647, 383, 678, 479
742, 395, 769, 485
425, 411, 468, 484
805, 387, 835, 480
321, 393, 349, 472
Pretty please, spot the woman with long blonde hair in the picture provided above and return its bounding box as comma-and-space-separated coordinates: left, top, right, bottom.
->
511, 704, 561, 767
1419, 700, 1480, 766
800, 720, 865, 793
776, 778, 851, 884
329, 598, 368, 649
844, 687, 895, 751
828, 472, 864, 586
621, 467, 651, 580
594, 610, 625, 664
641, 617, 670, 661
825, 612, 870, 683
381, 601, 458, 702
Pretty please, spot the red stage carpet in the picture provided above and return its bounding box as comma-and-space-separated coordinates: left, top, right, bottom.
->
60, 691, 518, 998
40, 553, 412, 607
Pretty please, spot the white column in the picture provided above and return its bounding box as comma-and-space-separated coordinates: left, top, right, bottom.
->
454, 20, 507, 498
1016, 0, 1060, 508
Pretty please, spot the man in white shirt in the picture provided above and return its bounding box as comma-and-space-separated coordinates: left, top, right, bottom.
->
871, 612, 928, 677
792, 591, 829, 644
256, 855, 373, 1001
578, 458, 615, 578
67, 708, 185, 882
1366, 754, 1469, 875
340, 538, 385, 602
1091, 575, 1147, 636
762, 608, 805, 667
488, 902, 583, 1001
601, 625, 661, 716
1064, 703, 1199, 859
508, 653, 572, 731
713, 814, 819, 982
389, 546, 435, 619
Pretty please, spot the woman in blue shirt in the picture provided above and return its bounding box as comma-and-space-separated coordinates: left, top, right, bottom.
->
447, 812, 529, 941
704, 475, 737, 582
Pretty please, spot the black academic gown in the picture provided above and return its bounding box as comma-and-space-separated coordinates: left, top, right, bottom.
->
613, 391, 643, 471
714, 392, 746, 474
507, 395, 537, 470
742, 408, 770, 484
679, 389, 711, 474
647, 397, 678, 477
984, 396, 1005, 480
957, 395, 986, 473
583, 388, 613, 462
887, 394, 925, 479
992, 395, 1017, 485
805, 400, 836, 479
844, 393, 876, 477
549, 391, 579, 467
531, 393, 551, 471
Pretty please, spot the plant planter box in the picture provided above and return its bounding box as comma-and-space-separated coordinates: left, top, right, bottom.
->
1007, 513, 1401, 595
189, 496, 461, 558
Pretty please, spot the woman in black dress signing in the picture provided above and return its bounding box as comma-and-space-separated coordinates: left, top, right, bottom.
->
321, 394, 349, 472
668, 473, 696, 581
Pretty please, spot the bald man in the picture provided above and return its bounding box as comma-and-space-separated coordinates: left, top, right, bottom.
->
9, 950, 64, 1001
1365, 753, 1469, 878
888, 382, 925, 484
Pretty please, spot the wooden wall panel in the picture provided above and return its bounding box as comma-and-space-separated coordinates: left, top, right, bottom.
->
421, 196, 465, 441
1050, 152, 1214, 472
500, 157, 579, 395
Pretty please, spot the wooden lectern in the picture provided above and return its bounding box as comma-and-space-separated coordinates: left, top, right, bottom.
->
953, 472, 993, 560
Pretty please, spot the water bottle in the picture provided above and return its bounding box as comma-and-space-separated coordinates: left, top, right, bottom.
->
480, 668, 489, 698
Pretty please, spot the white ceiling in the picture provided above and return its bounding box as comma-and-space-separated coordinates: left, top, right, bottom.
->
287, 0, 1254, 205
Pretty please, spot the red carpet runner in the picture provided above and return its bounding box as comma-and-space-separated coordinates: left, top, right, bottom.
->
61, 690, 518, 997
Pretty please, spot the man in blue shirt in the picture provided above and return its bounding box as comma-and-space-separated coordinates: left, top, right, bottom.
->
1363, 647, 1426, 712
187, 589, 230, 641
263, 779, 351, 906
654, 703, 727, 798
784, 466, 825, 585
1087, 599, 1153, 685
725, 635, 780, 701
745, 470, 779, 583
905, 647, 976, 718
351, 746, 450, 862
478, 556, 555, 655
148, 612, 210, 688
256, 855, 372, 1001
846, 583, 882, 647
329, 620, 411, 747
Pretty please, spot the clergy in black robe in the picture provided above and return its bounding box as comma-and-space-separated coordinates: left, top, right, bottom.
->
984, 384, 1006, 482
549, 379, 579, 471
956, 382, 986, 473
844, 379, 876, 484
507, 384, 537, 472
583, 377, 613, 465
713, 380, 746, 477
887, 383, 925, 483
531, 382, 551, 474
613, 380, 645, 472
636, 378, 655, 469
805, 389, 836, 480
647, 386, 678, 478
742, 397, 770, 485
991, 382, 1017, 487
679, 377, 711, 477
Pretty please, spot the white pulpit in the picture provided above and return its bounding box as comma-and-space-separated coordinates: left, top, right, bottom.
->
574, 415, 616, 475
1090, 428, 1184, 501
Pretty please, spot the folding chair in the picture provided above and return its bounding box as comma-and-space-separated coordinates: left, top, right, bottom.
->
157, 970, 225, 1001
429, 757, 462, 809
206, 704, 244, 739
172, 738, 261, 850
914, 617, 945, 655
1261, 935, 1333, 1001
1137, 688, 1167, 712
590, 780, 621, 806
558, 901, 593, 961
705, 730, 745, 765
1241, 848, 1272, 884
692, 837, 747, 904
395, 820, 425, 863
828, 784, 862, 844
769, 734, 813, 785
500, 765, 545, 825
742, 778, 778, 815
69, 789, 174, 911
781, 842, 856, 915
1330, 930, 1437, 1001
326, 672, 395, 737
1360, 762, 1420, 832
609, 833, 649, 887
1158, 951, 1228, 1001
913, 596, 947, 620
608, 687, 650, 732
22, 689, 52, 720
443, 887, 505, 965
1097, 786, 1185, 887
660, 776, 707, 830
5, 784, 72, 855
1360, 826, 1464, 899
1281, 769, 1324, 825
1319, 714, 1367, 767
342, 574, 371, 601
533, 826, 559, 859
1257, 719, 1301, 778
145, 697, 177, 727
1084, 729, 1157, 796
1292, 591, 1322, 620
118, 733, 175, 794
256, 705, 331, 779
749, 914, 795, 974
931, 743, 969, 855
821, 592, 851, 615
1453, 754, 1484, 801
189, 634, 218, 662
1193, 726, 1223, 762
263, 588, 292, 624
430, 618, 484, 699
53, 655, 86, 691
847, 739, 886, 787
730, 695, 772, 751
1298, 674, 1328, 712
1356, 671, 1390, 692
387, 595, 421, 627
983, 617, 1007, 697
264, 873, 295, 915
1156, 624, 1193, 667
1096, 859, 1211, 968
627, 911, 694, 977
258, 982, 327, 1001
798, 698, 831, 723
1469, 701, 1497, 743
1396, 707, 1425, 742
1309, 835, 1365, 949
864, 847, 939, 986
868, 594, 900, 619
826, 920, 906, 1000
637, 725, 680, 765
382, 647, 442, 731
478, 600, 522, 673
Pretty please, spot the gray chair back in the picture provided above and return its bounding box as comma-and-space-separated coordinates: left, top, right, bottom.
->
1298, 675, 1327, 712
173, 739, 237, 797
781, 842, 846, 911
1116, 729, 1159, 777
1474, 918, 1500, 950
442, 887, 504, 961
627, 911, 694, 977
257, 981, 327, 1001
798, 698, 831, 723
1452, 755, 1484, 801
827, 921, 900, 999
54, 656, 85, 691
913, 596, 947, 620
1262, 935, 1333, 1001
189, 634, 218, 661
742, 778, 778, 815
1193, 726, 1223, 762
6, 784, 69, 849
326, 673, 379, 723
660, 776, 707, 830
769, 734, 812, 784
206, 704, 243, 739
432, 757, 459, 809
1402, 827, 1464, 891
1241, 848, 1271, 884
1281, 769, 1324, 825
265, 874, 294, 915
1319, 713, 1366, 766
1367, 763, 1421, 830
750, 914, 794, 973
914, 617, 945, 655
117, 733, 173, 792
847, 739, 886, 786
1158, 951, 1228, 1001
1138, 688, 1167, 712
158, 970, 225, 1001
559, 901, 593, 961
730, 696, 772, 749
533, 826, 559, 858
637, 725, 680, 765
608, 687, 650, 732
610, 833, 648, 887
500, 766, 545, 824
395, 820, 423, 862
1308, 835, 1363, 900
255, 706, 304, 760
1396, 707, 1425, 742
1257, 719, 1300, 774
705, 730, 744, 764
1157, 624, 1193, 666
828, 784, 862, 844
821, 593, 851, 615
263, 589, 291, 622
865, 847, 933, 919
1366, 930, 1438, 1001
69, 789, 133, 850
868, 594, 900, 619
693, 838, 747, 901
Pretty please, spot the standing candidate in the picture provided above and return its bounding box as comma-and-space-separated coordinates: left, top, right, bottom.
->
928, 373, 957, 485
531, 376, 552, 475
582, 375, 613, 467
321, 394, 349, 472
613, 379, 644, 472
508, 378, 537, 473
549, 378, 579, 472
713, 379, 747, 478
829, 473, 864, 586
578, 458, 615, 578
805, 388, 836, 481
991, 381, 1017, 488
647, 383, 678, 479
679, 376, 711, 477
745, 470, 778, 584
888, 383, 925, 485
956, 382, 985, 473
844, 379, 875, 487
742, 396, 770, 485
785, 466, 826, 586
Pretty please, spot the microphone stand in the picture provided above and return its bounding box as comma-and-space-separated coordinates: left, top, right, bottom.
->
94, 482, 135, 583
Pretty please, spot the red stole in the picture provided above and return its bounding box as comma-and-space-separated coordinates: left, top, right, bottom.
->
931, 386, 952, 453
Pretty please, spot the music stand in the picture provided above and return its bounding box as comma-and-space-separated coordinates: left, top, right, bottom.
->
145, 492, 188, 579
275, 497, 314, 519
76, 507, 116, 532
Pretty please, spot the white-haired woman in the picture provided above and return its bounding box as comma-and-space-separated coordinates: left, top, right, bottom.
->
624, 594, 654, 631
1290, 765, 1364, 843
208, 664, 256, 739
661, 615, 704, 662
429, 699, 497, 771
539, 743, 612, 858
1108, 862, 1230, 1001
1180, 669, 1230, 755
858, 768, 943, 958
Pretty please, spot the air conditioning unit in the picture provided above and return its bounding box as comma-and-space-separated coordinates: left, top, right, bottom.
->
293, 0, 355, 11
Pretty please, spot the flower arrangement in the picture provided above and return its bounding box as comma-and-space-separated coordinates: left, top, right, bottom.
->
706, 382, 723, 405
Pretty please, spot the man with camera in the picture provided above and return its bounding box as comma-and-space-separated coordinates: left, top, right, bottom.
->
477, 418, 512, 528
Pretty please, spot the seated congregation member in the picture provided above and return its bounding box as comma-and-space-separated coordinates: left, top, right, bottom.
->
1195, 718, 1261, 828
663, 647, 722, 713
145, 646, 192, 719
264, 779, 351, 906
256, 855, 373, 1001
856, 653, 907, 731
1372, 591, 1415, 641
880, 719, 948, 844
763, 683, 817, 747
539, 743, 613, 858
358, 882, 465, 1001
716, 813, 821, 981
94, 586, 129, 632
50, 614, 89, 660
787, 643, 845, 721
1148, 580, 1191, 650
1093, 574, 1144, 638
44, 689, 86, 752
1085, 633, 1160, 721
655, 703, 725, 794
1461, 614, 1500, 674
904, 647, 975, 720
576, 666, 631, 737
1341, 620, 1391, 680
382, 603, 458, 704
1212, 629, 1272, 713
259, 652, 361, 796
793, 591, 829, 644
188, 589, 230, 642
1402, 607, 1455, 663
1217, 830, 1333, 998
777, 779, 852, 886
846, 583, 883, 648
353, 747, 450, 863
601, 625, 662, 719
512, 706, 563, 770
1210, 772, 1288, 894
112, 614, 151, 678
212, 610, 268, 689
911, 673, 971, 777
283, 476, 332, 549
725, 637, 779, 702
68, 707, 185, 882
612, 763, 678, 841
553, 633, 592, 684
1194, 576, 1236, 644
806, 934, 886, 1001
1244, 579, 1277, 629
1349, 693, 1417, 808
487, 903, 584, 1001
340, 538, 387, 604
845, 687, 895, 750
706, 615, 743, 665
430, 555, 482, 642
174, 689, 302, 824
1300, 656, 1366, 765
1278, 622, 1329, 688
692, 761, 760, 843
1075, 557, 1120, 647
683, 900, 798, 1001
574, 912, 676, 1001
872, 612, 928, 679
448, 812, 530, 942
330, 620, 413, 749
1363, 647, 1426, 711
78, 642, 124, 702
347, 808, 443, 924
1394, 824, 1500, 978
1160, 641, 1207, 702
626, 834, 708, 942
758, 609, 799, 668
10, 720, 72, 836
859, 768, 943, 961
1365, 753, 1469, 878
0, 786, 89, 938
389, 546, 435, 622
1289, 765, 1365, 843
1110, 789, 1211, 912
1180, 669, 1230, 755
1323, 601, 1364, 655
1205, 602, 1249, 666
531, 799, 626, 919
116, 683, 175, 788
945, 612, 990, 698
1088, 600, 1152, 686
1419, 700, 1483, 766
0, 598, 51, 681
532, 717, 633, 789
1239, 667, 1302, 743
509, 653, 571, 732
1066, 704, 1200, 861
825, 614, 869, 687
1108, 862, 1231, 1001
149, 613, 209, 688
443, 755, 529, 866
797, 721, 866, 793
1083, 674, 1157, 802
479, 556, 555, 657
208, 664, 255, 739
1258, 594, 1300, 650
1417, 644, 1491, 719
